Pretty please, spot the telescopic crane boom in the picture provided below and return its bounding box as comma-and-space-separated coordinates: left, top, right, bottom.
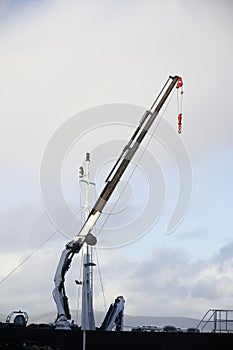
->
53, 75, 183, 329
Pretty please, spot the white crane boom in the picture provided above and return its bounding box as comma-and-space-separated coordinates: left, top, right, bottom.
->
53, 75, 183, 329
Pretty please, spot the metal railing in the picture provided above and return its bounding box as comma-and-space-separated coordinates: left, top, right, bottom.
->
196, 309, 233, 333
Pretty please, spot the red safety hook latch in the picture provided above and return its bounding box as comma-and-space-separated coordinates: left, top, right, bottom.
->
176, 76, 183, 89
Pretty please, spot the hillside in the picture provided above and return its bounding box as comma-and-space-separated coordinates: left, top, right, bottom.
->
20, 310, 200, 330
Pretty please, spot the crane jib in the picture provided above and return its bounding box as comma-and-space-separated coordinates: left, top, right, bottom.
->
78, 75, 179, 228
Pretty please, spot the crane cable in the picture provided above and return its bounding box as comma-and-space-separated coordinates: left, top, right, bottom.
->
92, 190, 107, 312
75, 248, 84, 325
0, 230, 57, 286
94, 247, 107, 312
176, 76, 184, 134
0, 207, 83, 287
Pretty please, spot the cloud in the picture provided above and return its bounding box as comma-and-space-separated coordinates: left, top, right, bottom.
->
0, 205, 62, 253
191, 275, 233, 300
92, 242, 233, 319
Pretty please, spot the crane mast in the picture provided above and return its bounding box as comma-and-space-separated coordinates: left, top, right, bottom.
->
53, 75, 183, 329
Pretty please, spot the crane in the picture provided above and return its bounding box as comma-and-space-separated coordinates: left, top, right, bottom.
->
52, 75, 183, 329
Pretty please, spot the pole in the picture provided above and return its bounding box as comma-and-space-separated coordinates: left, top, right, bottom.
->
81, 153, 96, 330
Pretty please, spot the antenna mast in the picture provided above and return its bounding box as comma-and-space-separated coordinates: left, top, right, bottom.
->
79, 153, 96, 330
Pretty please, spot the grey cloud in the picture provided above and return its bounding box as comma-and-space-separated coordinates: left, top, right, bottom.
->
95, 242, 233, 317
191, 276, 219, 299
214, 243, 233, 262
0, 205, 62, 252
191, 275, 233, 301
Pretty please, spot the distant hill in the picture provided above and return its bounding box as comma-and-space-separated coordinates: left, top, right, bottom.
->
25, 310, 200, 330
123, 314, 200, 330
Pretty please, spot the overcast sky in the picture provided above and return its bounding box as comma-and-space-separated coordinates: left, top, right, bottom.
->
0, 0, 233, 324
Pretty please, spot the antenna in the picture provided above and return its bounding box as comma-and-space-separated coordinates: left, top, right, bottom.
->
80, 153, 96, 330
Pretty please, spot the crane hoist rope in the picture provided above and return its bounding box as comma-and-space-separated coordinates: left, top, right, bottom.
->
176, 76, 184, 134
